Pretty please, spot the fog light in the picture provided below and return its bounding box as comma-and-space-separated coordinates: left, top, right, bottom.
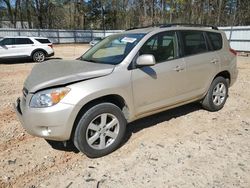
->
41, 127, 52, 136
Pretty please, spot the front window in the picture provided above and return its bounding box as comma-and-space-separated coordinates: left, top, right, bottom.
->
0, 38, 15, 45
140, 31, 177, 63
81, 33, 145, 65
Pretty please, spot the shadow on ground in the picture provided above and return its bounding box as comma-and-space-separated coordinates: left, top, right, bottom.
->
0, 57, 62, 64
47, 102, 201, 154
46, 139, 79, 153
127, 102, 201, 133
123, 102, 201, 145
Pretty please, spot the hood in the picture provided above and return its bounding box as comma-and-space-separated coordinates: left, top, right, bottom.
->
24, 60, 115, 93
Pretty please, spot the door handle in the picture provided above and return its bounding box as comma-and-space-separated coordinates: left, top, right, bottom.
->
211, 59, 218, 64
173, 65, 184, 72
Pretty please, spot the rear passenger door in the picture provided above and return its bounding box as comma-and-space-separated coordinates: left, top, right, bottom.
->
179, 30, 220, 97
14, 38, 34, 57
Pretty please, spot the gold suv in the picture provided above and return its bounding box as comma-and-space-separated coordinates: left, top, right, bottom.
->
14, 24, 238, 157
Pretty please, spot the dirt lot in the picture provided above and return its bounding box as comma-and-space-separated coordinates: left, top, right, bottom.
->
0, 44, 249, 188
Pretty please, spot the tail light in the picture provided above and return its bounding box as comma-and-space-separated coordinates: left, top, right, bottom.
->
48, 44, 53, 49
230, 48, 237, 56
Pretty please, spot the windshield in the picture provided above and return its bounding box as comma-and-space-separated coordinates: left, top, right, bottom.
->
81, 33, 145, 65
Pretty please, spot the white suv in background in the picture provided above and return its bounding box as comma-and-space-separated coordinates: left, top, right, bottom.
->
0, 36, 54, 62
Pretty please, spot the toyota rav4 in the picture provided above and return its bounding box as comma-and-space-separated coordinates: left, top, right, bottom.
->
14, 24, 238, 158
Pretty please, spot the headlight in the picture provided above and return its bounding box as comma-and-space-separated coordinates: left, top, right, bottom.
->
30, 87, 70, 108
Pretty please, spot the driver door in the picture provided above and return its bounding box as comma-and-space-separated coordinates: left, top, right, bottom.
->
0, 38, 16, 58
131, 31, 188, 116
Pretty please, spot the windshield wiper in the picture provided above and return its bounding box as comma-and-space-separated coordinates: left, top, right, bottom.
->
81, 58, 99, 63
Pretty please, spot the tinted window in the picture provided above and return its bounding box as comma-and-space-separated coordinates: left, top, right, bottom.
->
140, 32, 177, 63
35, 38, 51, 44
1, 38, 15, 45
181, 31, 208, 56
207, 32, 222, 50
16, 38, 34, 45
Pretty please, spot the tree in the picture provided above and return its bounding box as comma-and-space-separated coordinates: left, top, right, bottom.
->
0, 0, 250, 29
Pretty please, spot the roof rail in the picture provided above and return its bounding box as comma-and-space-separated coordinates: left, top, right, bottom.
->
126, 25, 153, 31
159, 23, 218, 30
126, 23, 218, 31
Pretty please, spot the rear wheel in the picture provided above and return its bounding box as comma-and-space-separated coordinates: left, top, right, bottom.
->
33, 51, 45, 62
202, 76, 228, 111
73, 103, 126, 158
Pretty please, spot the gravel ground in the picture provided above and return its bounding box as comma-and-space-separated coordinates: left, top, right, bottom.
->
0, 44, 249, 188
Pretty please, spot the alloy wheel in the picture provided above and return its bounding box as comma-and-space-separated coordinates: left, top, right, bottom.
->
212, 82, 226, 106
86, 113, 120, 150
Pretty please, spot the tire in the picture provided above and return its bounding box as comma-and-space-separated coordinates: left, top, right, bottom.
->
73, 103, 127, 158
32, 50, 45, 62
202, 76, 228, 112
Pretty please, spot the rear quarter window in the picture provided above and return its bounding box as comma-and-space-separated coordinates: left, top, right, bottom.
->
207, 32, 223, 50
35, 38, 51, 44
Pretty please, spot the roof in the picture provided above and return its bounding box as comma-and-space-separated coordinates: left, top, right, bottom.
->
124, 23, 221, 34
2, 36, 49, 39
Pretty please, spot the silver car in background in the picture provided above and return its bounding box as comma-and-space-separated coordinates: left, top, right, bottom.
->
14, 24, 238, 158
89, 37, 103, 46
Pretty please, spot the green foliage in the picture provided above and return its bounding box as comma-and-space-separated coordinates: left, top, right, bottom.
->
0, 0, 249, 29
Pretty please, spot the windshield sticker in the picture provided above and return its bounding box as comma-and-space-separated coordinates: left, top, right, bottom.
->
121, 37, 137, 43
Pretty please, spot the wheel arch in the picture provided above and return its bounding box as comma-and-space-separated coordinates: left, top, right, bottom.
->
69, 94, 129, 140
214, 70, 231, 85
31, 48, 48, 57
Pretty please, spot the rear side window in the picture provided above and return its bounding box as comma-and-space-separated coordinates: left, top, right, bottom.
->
1, 38, 15, 45
15, 38, 34, 45
35, 38, 51, 44
181, 31, 208, 56
207, 32, 222, 50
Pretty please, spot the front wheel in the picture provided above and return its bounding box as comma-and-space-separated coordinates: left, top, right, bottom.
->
73, 103, 127, 158
202, 76, 229, 112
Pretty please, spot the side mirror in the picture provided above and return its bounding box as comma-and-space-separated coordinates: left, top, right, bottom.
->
136, 54, 156, 67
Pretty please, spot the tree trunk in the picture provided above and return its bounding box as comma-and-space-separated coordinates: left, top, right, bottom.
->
169, 0, 173, 23
217, 0, 223, 25
3, 0, 14, 26
152, 0, 155, 25
26, 0, 32, 28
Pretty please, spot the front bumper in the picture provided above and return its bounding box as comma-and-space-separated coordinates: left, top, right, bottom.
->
14, 96, 75, 141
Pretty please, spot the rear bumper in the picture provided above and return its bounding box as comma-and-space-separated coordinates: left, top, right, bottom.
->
13, 96, 75, 141
46, 52, 54, 57
230, 68, 238, 87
